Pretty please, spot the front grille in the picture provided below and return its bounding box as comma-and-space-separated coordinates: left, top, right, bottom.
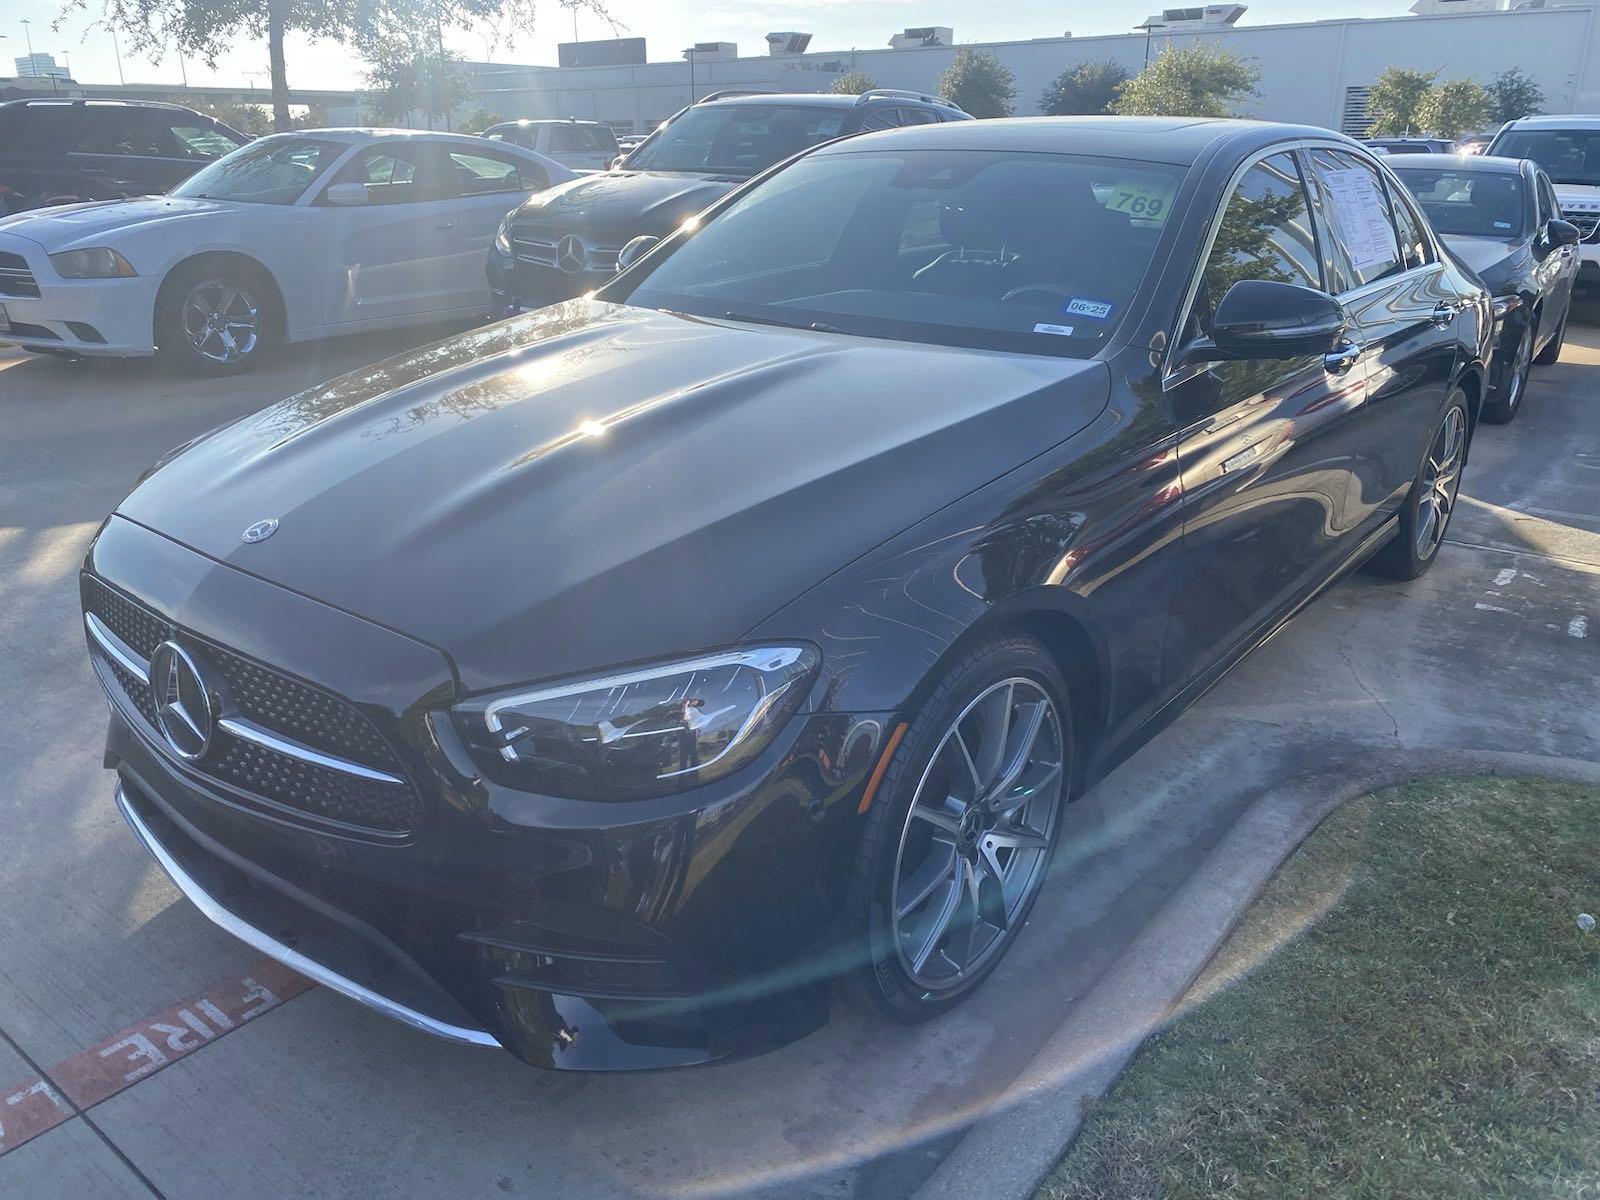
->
510, 227, 622, 273
82, 575, 423, 834
0, 251, 40, 298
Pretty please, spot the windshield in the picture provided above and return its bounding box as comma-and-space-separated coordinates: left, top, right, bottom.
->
1489, 129, 1600, 186
1392, 167, 1526, 238
169, 137, 341, 204
625, 104, 848, 175
621, 149, 1184, 358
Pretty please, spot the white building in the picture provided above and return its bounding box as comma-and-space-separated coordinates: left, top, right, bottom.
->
461, 3, 1600, 136
14, 53, 70, 81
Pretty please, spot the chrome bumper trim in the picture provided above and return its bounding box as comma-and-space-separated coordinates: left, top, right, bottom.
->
116, 783, 502, 1049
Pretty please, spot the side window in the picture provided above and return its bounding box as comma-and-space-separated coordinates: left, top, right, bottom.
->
327, 144, 455, 204
1188, 152, 1321, 340
12, 104, 81, 151
449, 149, 544, 194
1385, 179, 1434, 270
898, 107, 940, 126
73, 109, 180, 158
1537, 174, 1560, 223
1305, 148, 1404, 289
859, 107, 900, 133
166, 121, 242, 160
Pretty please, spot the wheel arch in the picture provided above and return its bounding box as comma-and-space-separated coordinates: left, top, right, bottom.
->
152, 250, 288, 349
1453, 360, 1485, 434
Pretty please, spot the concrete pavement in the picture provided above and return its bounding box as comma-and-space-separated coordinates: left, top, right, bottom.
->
0, 312, 1595, 1199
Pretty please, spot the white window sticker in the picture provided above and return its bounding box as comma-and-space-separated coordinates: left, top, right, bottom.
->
1033, 323, 1075, 336
1320, 167, 1399, 271
1064, 297, 1114, 320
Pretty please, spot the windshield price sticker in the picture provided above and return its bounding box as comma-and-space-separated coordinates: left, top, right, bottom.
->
1064, 297, 1114, 321
1104, 178, 1177, 222
1321, 167, 1401, 270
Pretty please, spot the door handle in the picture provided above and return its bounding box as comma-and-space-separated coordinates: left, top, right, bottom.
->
1432, 301, 1463, 326
1323, 340, 1362, 375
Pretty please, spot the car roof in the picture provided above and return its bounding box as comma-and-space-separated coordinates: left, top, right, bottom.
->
490, 118, 610, 127
0, 97, 207, 115
695, 92, 915, 110
813, 116, 1363, 166
256, 128, 538, 149
1498, 114, 1600, 130
1385, 152, 1527, 174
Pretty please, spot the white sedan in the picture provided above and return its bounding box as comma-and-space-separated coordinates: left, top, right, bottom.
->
0, 129, 574, 372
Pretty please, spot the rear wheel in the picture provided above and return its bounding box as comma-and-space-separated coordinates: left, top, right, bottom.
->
847, 633, 1070, 1022
1482, 323, 1532, 424
1366, 389, 1469, 581
156, 261, 277, 374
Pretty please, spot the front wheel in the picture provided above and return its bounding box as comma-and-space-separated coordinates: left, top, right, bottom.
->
156, 262, 276, 374
1366, 389, 1469, 581
847, 633, 1070, 1022
1482, 323, 1532, 424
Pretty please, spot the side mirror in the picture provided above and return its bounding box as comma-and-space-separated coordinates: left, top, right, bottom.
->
1546, 218, 1581, 248
323, 181, 368, 207
617, 234, 660, 271
1190, 279, 1347, 363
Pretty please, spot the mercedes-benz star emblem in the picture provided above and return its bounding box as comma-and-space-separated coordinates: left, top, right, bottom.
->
555, 234, 588, 275
241, 518, 279, 544
148, 641, 216, 761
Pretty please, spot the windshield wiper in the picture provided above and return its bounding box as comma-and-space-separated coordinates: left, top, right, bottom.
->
720, 310, 843, 334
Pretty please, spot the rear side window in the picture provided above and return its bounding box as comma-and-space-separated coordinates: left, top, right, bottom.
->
1305, 148, 1404, 290
1189, 152, 1322, 338
549, 124, 617, 152
72, 108, 180, 158
1, 104, 82, 151
898, 108, 940, 126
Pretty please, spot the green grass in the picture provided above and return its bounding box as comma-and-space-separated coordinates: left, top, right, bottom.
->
1039, 776, 1600, 1200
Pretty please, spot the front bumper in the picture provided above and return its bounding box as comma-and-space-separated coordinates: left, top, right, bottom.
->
88, 518, 880, 1070
0, 235, 161, 356
486, 245, 617, 315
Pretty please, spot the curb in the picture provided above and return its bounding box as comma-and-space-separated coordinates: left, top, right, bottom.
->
913, 748, 1600, 1200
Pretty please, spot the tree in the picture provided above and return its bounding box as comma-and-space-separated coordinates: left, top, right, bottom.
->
1366, 66, 1437, 136
1488, 67, 1544, 125
1112, 44, 1259, 118
828, 71, 877, 96
459, 106, 502, 132
361, 35, 472, 128
938, 48, 1017, 119
61, 0, 610, 133
1415, 78, 1492, 138
1040, 59, 1128, 116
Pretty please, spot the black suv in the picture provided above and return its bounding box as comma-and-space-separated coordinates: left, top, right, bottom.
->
486, 89, 971, 310
0, 98, 248, 214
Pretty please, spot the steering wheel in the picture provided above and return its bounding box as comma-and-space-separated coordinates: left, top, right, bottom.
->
1000, 283, 1074, 306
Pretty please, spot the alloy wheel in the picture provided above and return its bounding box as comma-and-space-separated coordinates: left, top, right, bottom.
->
1415, 404, 1466, 559
181, 279, 261, 365
890, 678, 1064, 992
1507, 326, 1533, 410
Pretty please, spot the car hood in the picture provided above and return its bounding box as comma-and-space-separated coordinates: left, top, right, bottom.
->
0, 196, 230, 250
510, 171, 738, 238
1438, 233, 1521, 285
118, 301, 1110, 693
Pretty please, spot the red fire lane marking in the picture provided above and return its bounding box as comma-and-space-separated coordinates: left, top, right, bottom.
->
0, 957, 311, 1159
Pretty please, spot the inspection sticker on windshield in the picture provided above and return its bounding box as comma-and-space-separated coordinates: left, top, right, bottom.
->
1063, 297, 1115, 321
1104, 178, 1177, 222
1033, 323, 1075, 336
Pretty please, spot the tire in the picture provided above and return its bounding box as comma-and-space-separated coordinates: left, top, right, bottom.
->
845, 632, 1072, 1022
1533, 307, 1567, 366
155, 260, 277, 375
1482, 322, 1533, 424
1366, 388, 1470, 581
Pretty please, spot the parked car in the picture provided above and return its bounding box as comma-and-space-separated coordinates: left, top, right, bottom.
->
480, 119, 620, 171
1487, 114, 1600, 288
1366, 137, 1457, 156
1391, 153, 1578, 421
486, 89, 973, 311
87, 117, 1490, 1071
1456, 134, 1493, 156
0, 97, 249, 214
0, 129, 573, 371
616, 133, 648, 152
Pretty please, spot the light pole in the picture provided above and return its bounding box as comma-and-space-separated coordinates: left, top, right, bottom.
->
20, 18, 34, 58
110, 27, 125, 85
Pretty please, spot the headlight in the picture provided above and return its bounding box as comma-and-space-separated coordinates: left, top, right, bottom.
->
49, 247, 137, 278
1491, 294, 1522, 321
454, 646, 819, 799
493, 216, 513, 256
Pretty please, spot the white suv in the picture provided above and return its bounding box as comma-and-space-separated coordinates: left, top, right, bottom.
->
1489, 115, 1600, 286
481, 119, 620, 171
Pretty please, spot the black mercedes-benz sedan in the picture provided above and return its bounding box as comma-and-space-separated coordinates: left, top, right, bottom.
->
1390, 153, 1579, 423
484, 89, 971, 313
84, 117, 1491, 1071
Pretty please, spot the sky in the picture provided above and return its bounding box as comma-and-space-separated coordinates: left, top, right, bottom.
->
8, 0, 1410, 93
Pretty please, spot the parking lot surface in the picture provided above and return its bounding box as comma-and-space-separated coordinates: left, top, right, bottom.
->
2, 313, 1596, 1199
